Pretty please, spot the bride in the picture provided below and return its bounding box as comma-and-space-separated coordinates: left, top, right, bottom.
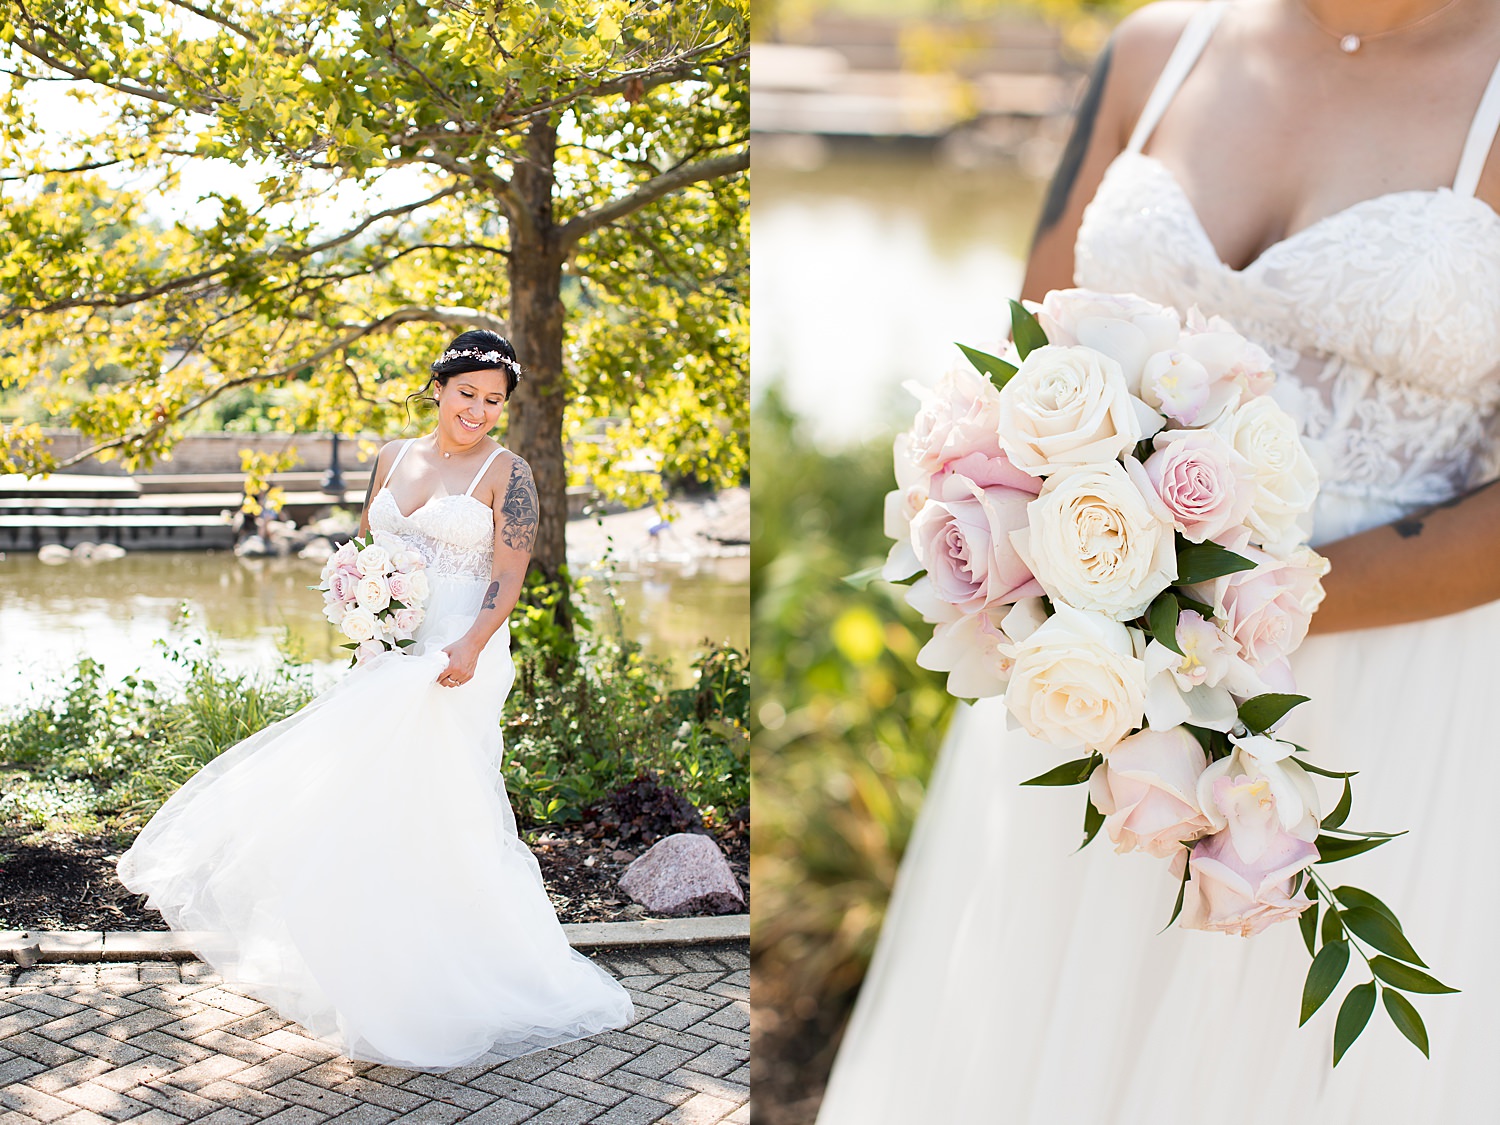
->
818, 0, 1500, 1120
118, 330, 634, 1070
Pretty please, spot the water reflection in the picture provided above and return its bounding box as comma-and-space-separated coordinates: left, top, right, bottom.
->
0, 550, 749, 706
751, 151, 1044, 446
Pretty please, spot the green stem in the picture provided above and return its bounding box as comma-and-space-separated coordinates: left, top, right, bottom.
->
1309, 869, 1378, 970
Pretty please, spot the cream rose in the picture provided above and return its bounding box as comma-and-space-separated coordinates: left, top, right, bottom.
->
1143, 429, 1256, 544
1034, 289, 1182, 392
1212, 397, 1318, 554
356, 543, 393, 576
1088, 727, 1214, 859
997, 345, 1143, 475
406, 569, 431, 603
1004, 603, 1147, 753
908, 465, 1043, 613
1013, 459, 1177, 620
356, 574, 391, 613
340, 606, 380, 643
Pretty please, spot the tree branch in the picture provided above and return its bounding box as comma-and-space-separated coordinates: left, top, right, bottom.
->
558, 149, 747, 247
160, 0, 254, 41
10, 35, 209, 112
0, 157, 124, 181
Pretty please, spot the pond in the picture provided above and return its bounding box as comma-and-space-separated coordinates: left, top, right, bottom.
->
0, 547, 748, 707
751, 149, 1044, 447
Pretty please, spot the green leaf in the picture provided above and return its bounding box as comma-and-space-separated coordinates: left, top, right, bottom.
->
1333, 982, 1377, 1066
1175, 539, 1258, 585
1294, 756, 1360, 779
1315, 835, 1393, 863
1300, 939, 1349, 1026
1237, 693, 1309, 732
1369, 956, 1458, 995
1021, 755, 1099, 787
1079, 795, 1105, 851
1008, 299, 1048, 360
1381, 987, 1431, 1058
1299, 899, 1319, 957
842, 564, 886, 590
1320, 827, 1407, 839
1322, 778, 1352, 830
1342, 907, 1427, 966
1321, 904, 1344, 946
1147, 591, 1182, 655
956, 343, 1019, 388
1175, 594, 1216, 618
1160, 850, 1192, 933
1183, 724, 1216, 755
1332, 885, 1401, 930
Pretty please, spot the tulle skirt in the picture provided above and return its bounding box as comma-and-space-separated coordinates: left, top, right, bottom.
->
118, 575, 634, 1070
818, 574, 1500, 1122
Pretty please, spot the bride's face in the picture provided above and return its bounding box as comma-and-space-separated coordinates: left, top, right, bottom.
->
436, 369, 508, 446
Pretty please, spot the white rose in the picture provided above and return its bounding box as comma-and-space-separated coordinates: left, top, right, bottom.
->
1034, 289, 1182, 392
406, 569, 430, 604
372, 529, 404, 555
394, 548, 426, 573
1212, 397, 1318, 554
356, 574, 391, 613
356, 543, 393, 576
340, 606, 380, 643
354, 638, 386, 664
883, 433, 933, 581
1012, 458, 1177, 620
1004, 603, 1147, 753
997, 345, 1145, 476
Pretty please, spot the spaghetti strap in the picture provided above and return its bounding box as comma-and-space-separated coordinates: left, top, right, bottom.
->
464, 446, 507, 496
1454, 57, 1500, 196
384, 439, 414, 483
1126, 1, 1228, 154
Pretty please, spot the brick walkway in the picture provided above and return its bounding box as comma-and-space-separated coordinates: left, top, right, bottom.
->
0, 944, 748, 1125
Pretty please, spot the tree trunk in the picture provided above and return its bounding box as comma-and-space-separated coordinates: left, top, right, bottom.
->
505, 116, 569, 585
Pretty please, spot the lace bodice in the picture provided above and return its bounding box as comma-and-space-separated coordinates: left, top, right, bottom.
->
1074, 4, 1500, 539
369, 490, 496, 581
366, 440, 503, 582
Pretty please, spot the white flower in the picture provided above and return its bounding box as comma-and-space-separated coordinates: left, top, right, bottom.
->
1012, 458, 1177, 620
1004, 603, 1147, 753
356, 574, 391, 613
882, 433, 933, 581
1212, 397, 1318, 555
1198, 734, 1321, 846
996, 345, 1143, 475
1034, 289, 1182, 392
902, 366, 1006, 477
1143, 612, 1266, 731
354, 638, 386, 664
406, 569, 430, 603
356, 543, 393, 576
1088, 726, 1214, 858
340, 606, 381, 643
907, 465, 1042, 613
916, 606, 1018, 699
393, 548, 426, 573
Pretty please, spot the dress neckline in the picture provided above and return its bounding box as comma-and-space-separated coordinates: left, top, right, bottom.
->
375, 487, 490, 523
1112, 150, 1500, 276
379, 438, 508, 519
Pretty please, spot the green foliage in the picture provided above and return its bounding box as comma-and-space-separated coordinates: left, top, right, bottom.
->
751, 385, 955, 1002
0, 601, 746, 842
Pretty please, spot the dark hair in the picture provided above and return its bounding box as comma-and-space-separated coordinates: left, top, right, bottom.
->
425, 329, 523, 399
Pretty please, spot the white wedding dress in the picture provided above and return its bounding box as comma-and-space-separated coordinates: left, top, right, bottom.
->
118, 440, 633, 1070
818, 7, 1500, 1122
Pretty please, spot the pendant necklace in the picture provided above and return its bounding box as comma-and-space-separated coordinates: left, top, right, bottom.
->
1300, 0, 1464, 54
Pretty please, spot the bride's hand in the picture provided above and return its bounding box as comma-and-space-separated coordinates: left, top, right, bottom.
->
438, 637, 483, 688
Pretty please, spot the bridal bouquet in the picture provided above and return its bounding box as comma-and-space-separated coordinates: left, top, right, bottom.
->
878, 288, 1453, 1064
315, 531, 430, 665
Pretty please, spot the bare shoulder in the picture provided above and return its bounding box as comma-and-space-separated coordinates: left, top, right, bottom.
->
492, 451, 538, 554
1107, 1, 1209, 139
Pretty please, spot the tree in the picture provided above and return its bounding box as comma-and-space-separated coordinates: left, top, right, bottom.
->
0, 0, 748, 579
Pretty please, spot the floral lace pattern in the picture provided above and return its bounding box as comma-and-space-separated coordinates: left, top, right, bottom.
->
369, 490, 494, 581
1075, 151, 1500, 519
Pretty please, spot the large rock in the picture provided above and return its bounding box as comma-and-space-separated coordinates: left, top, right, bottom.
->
619, 833, 746, 916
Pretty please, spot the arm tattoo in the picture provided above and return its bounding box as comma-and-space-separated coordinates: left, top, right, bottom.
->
1032, 40, 1114, 245
482, 580, 500, 610
500, 457, 539, 552
1393, 478, 1499, 538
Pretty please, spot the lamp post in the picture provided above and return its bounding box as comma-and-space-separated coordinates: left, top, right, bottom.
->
322, 432, 347, 499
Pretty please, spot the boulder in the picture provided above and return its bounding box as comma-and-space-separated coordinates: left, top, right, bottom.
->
619, 832, 745, 916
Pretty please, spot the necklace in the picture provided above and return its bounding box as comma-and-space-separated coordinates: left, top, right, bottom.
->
1300, 0, 1464, 53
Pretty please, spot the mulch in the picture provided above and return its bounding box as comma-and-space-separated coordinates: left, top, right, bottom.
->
750, 964, 850, 1125
0, 820, 749, 932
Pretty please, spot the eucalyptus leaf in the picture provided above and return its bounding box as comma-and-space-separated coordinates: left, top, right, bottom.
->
1175, 540, 1257, 585
1322, 778, 1353, 830
1237, 693, 1309, 732
1342, 907, 1427, 966
956, 343, 1019, 388
1369, 956, 1457, 995
1333, 982, 1377, 1066
1147, 591, 1183, 655
1009, 299, 1048, 359
1021, 755, 1099, 787
1382, 987, 1431, 1058
1315, 835, 1393, 863
1300, 938, 1349, 1026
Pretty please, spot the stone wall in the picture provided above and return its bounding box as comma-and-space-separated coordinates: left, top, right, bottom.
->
40, 430, 387, 476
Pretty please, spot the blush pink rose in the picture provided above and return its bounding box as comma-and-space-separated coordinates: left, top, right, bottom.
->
354, 638, 386, 665
388, 572, 413, 604
328, 567, 360, 604
1178, 826, 1317, 937
1181, 308, 1277, 400
1088, 727, 1214, 859
1196, 541, 1330, 670
908, 464, 1043, 613
1034, 288, 1181, 392
1143, 429, 1255, 543
903, 366, 1006, 477
393, 606, 424, 636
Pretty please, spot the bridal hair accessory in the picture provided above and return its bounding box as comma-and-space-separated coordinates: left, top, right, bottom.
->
435, 348, 521, 374
860, 288, 1456, 1066
1299, 0, 1464, 54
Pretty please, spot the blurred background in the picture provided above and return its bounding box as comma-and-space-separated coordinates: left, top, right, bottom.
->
749, 0, 1139, 1119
